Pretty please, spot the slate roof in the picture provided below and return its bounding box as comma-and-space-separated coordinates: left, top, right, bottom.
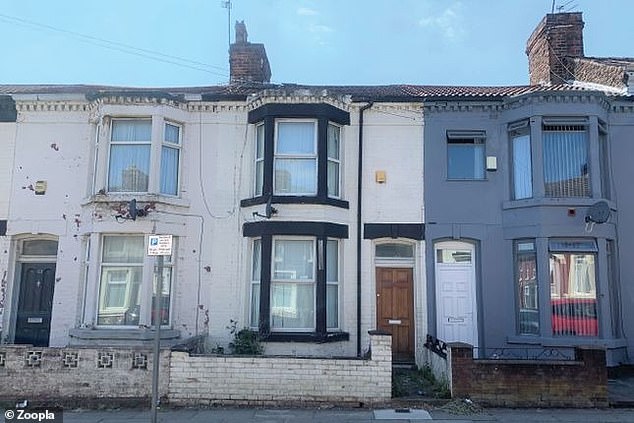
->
0, 82, 623, 102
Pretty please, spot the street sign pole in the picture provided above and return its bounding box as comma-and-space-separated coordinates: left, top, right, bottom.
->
151, 254, 163, 423
147, 234, 172, 423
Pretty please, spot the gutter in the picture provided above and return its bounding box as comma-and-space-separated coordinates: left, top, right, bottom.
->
356, 101, 373, 357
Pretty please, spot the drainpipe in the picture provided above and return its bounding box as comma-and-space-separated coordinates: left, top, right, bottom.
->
357, 101, 373, 357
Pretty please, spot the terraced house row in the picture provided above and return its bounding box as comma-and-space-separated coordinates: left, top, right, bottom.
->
0, 12, 633, 369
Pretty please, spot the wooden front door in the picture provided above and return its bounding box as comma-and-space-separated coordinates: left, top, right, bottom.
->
376, 267, 414, 362
15, 263, 56, 347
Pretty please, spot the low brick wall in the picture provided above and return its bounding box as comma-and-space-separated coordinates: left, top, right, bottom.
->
168, 332, 392, 406
448, 343, 608, 407
0, 345, 170, 407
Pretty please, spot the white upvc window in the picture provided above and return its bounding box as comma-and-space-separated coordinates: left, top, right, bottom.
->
107, 118, 182, 196
250, 238, 262, 329
270, 238, 316, 330
326, 239, 339, 329
97, 235, 174, 327
254, 124, 265, 197
327, 124, 341, 198
160, 122, 182, 196
108, 120, 152, 193
274, 120, 318, 195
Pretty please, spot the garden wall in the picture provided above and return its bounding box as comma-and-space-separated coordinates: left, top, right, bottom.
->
0, 345, 170, 407
447, 342, 608, 407
168, 331, 392, 406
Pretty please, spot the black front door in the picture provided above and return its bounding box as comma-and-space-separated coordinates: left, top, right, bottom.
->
15, 263, 56, 346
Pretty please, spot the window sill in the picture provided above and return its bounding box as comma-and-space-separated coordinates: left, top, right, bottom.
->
82, 193, 191, 208
241, 195, 349, 209
261, 331, 349, 343
503, 198, 616, 210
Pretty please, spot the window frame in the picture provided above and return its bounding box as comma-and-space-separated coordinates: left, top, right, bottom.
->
509, 120, 533, 200
446, 130, 486, 181
273, 120, 319, 196
270, 237, 317, 331
242, 103, 351, 209
548, 239, 599, 338
105, 116, 183, 197
514, 240, 540, 336
107, 118, 152, 194
96, 234, 175, 328
327, 123, 342, 199
244, 221, 348, 342
160, 121, 182, 196
542, 121, 590, 198
97, 235, 145, 327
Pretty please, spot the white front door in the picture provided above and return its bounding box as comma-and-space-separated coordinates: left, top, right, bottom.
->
434, 241, 478, 348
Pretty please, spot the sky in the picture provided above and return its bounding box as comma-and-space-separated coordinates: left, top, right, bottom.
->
0, 0, 632, 88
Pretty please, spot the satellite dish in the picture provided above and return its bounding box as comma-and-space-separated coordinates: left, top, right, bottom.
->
585, 201, 610, 224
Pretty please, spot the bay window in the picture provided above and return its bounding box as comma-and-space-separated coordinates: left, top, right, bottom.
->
245, 221, 347, 341
243, 103, 350, 208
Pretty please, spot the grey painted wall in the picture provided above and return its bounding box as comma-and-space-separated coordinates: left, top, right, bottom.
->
424, 92, 629, 365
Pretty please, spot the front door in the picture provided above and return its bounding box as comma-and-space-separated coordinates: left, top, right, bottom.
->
15, 263, 56, 346
376, 267, 414, 362
434, 242, 478, 348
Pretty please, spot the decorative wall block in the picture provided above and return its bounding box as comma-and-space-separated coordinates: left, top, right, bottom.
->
97, 352, 114, 369
132, 352, 148, 370
26, 351, 43, 367
62, 351, 79, 368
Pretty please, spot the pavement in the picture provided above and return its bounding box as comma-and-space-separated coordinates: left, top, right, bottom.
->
5, 406, 631, 423
3, 369, 633, 422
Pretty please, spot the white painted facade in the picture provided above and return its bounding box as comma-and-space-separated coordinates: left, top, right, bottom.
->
0, 90, 427, 362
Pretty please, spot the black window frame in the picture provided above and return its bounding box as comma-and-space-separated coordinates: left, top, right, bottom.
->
241, 103, 350, 209
243, 220, 349, 342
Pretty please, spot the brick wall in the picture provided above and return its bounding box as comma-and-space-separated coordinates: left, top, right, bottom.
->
229, 43, 271, 83
0, 345, 170, 407
448, 343, 608, 407
526, 13, 584, 85
168, 332, 391, 406
570, 58, 627, 90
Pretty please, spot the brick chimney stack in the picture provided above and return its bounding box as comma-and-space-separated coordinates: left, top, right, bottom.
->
229, 21, 271, 84
526, 12, 584, 85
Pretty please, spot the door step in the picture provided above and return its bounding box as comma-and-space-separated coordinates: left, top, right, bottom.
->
392, 362, 417, 370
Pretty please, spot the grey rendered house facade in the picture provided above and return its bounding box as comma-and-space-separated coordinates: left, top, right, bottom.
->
424, 13, 634, 366
424, 89, 632, 366
0, 12, 633, 369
